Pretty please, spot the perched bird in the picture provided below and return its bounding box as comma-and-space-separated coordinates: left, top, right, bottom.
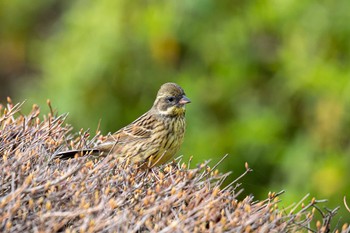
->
55, 82, 191, 168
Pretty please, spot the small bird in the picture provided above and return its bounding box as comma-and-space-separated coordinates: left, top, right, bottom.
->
55, 82, 191, 168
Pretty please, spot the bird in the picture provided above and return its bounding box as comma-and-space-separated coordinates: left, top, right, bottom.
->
54, 82, 191, 168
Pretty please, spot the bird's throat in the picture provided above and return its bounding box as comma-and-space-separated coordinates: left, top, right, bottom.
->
158, 106, 186, 117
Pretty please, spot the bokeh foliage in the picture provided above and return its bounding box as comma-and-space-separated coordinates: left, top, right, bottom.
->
1, 0, 350, 223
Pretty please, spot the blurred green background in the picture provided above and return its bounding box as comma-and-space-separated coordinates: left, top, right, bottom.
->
1, 0, 349, 224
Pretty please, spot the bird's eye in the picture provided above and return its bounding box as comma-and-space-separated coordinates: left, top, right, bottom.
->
166, 97, 175, 103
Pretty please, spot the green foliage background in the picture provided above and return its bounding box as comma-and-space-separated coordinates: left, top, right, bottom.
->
1, 0, 350, 223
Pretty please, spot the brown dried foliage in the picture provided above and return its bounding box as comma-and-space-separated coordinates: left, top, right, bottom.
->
0, 100, 349, 233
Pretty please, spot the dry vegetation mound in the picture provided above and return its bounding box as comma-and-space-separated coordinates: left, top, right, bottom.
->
0, 100, 349, 232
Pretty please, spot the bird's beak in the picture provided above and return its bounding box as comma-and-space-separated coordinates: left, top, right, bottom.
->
179, 95, 191, 105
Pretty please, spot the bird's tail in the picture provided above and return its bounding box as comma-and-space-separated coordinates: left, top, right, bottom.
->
53, 149, 101, 160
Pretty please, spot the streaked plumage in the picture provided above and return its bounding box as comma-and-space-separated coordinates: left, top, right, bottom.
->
55, 82, 190, 168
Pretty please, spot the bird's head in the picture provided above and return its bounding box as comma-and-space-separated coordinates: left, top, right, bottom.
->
153, 83, 191, 117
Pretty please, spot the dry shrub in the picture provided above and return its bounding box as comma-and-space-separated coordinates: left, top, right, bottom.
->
0, 99, 349, 233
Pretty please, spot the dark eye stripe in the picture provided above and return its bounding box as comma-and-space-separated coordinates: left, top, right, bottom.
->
166, 96, 175, 103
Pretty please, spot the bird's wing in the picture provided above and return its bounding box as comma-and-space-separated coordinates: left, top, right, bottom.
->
116, 123, 152, 143
96, 112, 154, 151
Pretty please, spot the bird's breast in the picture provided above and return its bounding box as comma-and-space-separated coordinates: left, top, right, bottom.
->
148, 116, 186, 166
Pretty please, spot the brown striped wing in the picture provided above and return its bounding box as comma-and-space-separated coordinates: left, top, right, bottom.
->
96, 112, 155, 153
